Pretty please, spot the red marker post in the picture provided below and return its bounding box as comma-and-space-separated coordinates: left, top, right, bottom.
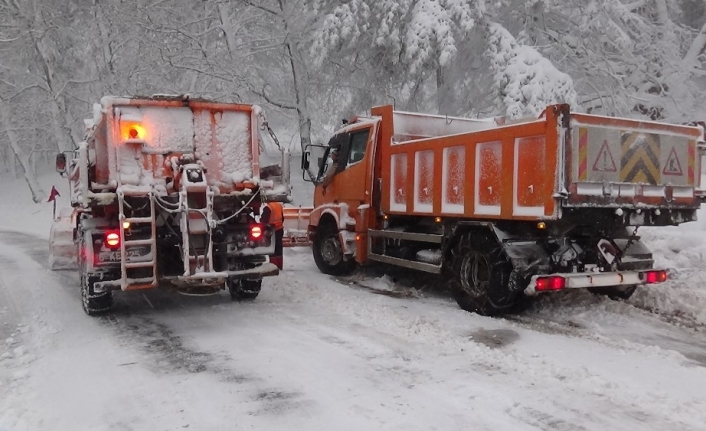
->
47, 186, 61, 220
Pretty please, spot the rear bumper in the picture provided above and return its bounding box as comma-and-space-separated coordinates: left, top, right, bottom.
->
94, 263, 279, 292
174, 263, 280, 286
524, 270, 651, 296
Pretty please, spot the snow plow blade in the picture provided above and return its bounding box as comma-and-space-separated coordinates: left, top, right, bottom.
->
283, 206, 312, 247
49, 208, 77, 270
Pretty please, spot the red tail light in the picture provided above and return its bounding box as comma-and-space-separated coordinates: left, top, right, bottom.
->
104, 230, 121, 249
250, 225, 263, 240
536, 276, 566, 292
643, 270, 667, 284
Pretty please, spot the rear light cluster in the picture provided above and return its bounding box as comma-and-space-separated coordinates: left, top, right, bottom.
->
535, 276, 566, 292
643, 270, 667, 284
104, 230, 121, 249
534, 269, 668, 292
250, 225, 263, 240
232, 224, 268, 249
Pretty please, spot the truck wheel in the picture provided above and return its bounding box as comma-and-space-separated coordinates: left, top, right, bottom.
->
227, 278, 261, 300
452, 243, 525, 316
77, 229, 113, 316
588, 285, 637, 300
312, 223, 355, 276
80, 273, 113, 316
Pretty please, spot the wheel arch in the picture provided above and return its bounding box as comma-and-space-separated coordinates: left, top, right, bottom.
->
443, 221, 501, 266
308, 204, 348, 236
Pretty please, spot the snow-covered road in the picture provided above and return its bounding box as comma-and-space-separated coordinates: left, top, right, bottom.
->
2, 228, 706, 431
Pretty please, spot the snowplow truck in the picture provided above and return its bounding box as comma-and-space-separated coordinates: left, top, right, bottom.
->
51, 96, 289, 315
302, 104, 705, 315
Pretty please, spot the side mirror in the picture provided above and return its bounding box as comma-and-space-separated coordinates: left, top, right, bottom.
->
56, 153, 67, 174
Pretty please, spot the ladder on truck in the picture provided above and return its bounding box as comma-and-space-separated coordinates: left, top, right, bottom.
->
117, 190, 158, 290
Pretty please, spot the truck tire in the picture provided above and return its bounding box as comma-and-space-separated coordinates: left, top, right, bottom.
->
228, 278, 261, 300
78, 230, 113, 316
588, 285, 637, 300
312, 222, 355, 276
452, 239, 526, 316
80, 273, 113, 316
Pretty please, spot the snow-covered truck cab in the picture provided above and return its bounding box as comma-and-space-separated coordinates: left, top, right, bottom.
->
303, 104, 705, 315
51, 96, 290, 315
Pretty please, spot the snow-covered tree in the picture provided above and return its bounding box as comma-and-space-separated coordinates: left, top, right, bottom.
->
311, 0, 485, 114
526, 0, 706, 121
485, 22, 578, 118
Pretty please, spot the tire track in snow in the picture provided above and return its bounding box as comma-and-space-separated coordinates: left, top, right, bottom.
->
300, 268, 699, 429
0, 230, 309, 419
337, 263, 706, 369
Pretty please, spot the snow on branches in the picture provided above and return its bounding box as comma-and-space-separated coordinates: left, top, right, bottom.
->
486, 22, 578, 119
311, 0, 481, 73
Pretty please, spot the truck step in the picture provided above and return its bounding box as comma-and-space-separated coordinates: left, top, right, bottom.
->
368, 229, 443, 244
368, 252, 442, 274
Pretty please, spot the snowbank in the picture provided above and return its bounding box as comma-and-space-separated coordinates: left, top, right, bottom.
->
0, 171, 69, 240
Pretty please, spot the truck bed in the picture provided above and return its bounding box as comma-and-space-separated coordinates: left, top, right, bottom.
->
375, 105, 703, 221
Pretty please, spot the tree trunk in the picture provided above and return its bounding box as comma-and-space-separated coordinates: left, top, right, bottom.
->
217, 2, 238, 55
93, 0, 117, 93
286, 40, 313, 152
278, 0, 312, 153
684, 22, 706, 66
30, 0, 75, 152
436, 65, 454, 114
0, 101, 46, 203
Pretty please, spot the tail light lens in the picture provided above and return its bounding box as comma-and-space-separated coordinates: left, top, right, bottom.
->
250, 225, 263, 240
104, 230, 121, 249
536, 276, 566, 292
643, 270, 667, 284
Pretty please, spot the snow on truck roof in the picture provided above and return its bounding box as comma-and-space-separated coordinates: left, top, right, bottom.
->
89, 95, 263, 192
391, 110, 501, 142
387, 107, 703, 144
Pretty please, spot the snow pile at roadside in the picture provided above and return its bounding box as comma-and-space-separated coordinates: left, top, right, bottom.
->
631, 217, 706, 325
357, 274, 396, 291
0, 172, 68, 240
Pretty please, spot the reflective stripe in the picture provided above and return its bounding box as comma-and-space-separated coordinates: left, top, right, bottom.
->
266, 203, 284, 230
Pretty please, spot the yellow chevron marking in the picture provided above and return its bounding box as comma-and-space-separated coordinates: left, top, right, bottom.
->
620, 132, 660, 184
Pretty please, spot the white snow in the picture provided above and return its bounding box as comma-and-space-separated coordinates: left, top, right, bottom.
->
214, 111, 254, 184
486, 22, 578, 119
392, 110, 496, 144
2, 170, 706, 430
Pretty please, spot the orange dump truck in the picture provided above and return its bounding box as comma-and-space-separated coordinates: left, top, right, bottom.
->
50, 95, 288, 315
302, 104, 705, 314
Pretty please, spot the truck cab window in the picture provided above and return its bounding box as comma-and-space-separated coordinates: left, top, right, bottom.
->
347, 129, 369, 168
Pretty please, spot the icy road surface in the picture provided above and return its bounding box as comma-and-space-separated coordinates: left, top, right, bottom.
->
1, 230, 706, 431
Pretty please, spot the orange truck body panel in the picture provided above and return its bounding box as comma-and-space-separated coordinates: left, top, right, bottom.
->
371, 105, 702, 221
376, 105, 562, 220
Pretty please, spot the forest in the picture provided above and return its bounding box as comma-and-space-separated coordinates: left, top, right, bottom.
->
1, 0, 705, 201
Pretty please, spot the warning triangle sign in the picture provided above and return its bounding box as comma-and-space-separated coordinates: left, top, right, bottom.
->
592, 140, 617, 172
662, 147, 683, 176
